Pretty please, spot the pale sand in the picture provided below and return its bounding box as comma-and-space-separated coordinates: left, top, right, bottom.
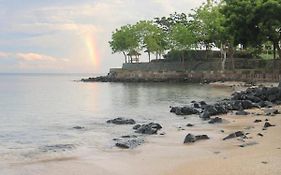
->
3, 107, 281, 175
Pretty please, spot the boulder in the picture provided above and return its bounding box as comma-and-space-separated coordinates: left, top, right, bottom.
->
183, 134, 196, 143
135, 122, 162, 135
107, 117, 136, 125
254, 119, 262, 123
170, 106, 199, 115
235, 110, 249, 115
223, 131, 244, 140
264, 122, 275, 128
115, 138, 144, 149
186, 123, 194, 127
184, 133, 209, 144
208, 117, 222, 124
133, 124, 141, 130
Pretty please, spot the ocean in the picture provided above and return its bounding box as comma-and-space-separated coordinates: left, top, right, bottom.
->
0, 74, 233, 165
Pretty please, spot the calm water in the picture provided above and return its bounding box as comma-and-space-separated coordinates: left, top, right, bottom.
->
0, 74, 233, 162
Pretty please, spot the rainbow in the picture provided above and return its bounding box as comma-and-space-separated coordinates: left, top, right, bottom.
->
84, 32, 99, 67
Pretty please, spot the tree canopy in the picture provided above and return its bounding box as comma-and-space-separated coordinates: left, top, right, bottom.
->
109, 0, 281, 64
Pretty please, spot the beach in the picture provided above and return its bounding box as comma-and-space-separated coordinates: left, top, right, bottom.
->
4, 107, 281, 175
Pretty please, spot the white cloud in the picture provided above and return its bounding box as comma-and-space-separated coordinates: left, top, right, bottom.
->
16, 52, 57, 62
0, 51, 9, 58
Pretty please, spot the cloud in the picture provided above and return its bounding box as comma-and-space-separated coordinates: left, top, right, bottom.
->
0, 51, 9, 58
0, 0, 206, 73
16, 52, 58, 62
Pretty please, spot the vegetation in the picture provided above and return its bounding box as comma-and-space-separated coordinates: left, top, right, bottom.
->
109, 0, 281, 69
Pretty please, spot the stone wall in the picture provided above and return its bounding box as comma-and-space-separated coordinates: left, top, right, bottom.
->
106, 58, 281, 83
122, 58, 281, 72
109, 69, 281, 82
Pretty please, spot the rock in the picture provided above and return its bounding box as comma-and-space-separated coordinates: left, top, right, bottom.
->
170, 106, 199, 115
193, 103, 201, 109
236, 110, 249, 115
115, 138, 144, 149
223, 131, 244, 140
186, 123, 194, 127
254, 119, 262, 123
265, 119, 269, 121
264, 122, 275, 128
135, 122, 162, 135
208, 117, 222, 124
199, 111, 211, 120
107, 117, 136, 125
199, 103, 228, 120
257, 133, 264, 137
133, 124, 141, 130
264, 108, 279, 116
200, 101, 207, 106
258, 101, 273, 108
195, 134, 210, 141
73, 126, 85, 129
184, 133, 209, 143
183, 134, 196, 143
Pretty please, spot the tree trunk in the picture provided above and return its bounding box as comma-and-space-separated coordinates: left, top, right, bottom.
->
122, 52, 127, 63
273, 42, 276, 59
277, 42, 281, 59
229, 45, 235, 70
148, 52, 151, 62
220, 43, 227, 71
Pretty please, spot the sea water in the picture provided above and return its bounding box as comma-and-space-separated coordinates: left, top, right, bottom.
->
0, 74, 233, 163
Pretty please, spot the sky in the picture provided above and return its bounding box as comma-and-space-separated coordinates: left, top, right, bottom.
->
0, 0, 205, 74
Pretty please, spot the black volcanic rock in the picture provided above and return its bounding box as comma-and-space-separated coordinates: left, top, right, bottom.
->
170, 106, 199, 115
184, 133, 209, 143
135, 122, 162, 135
107, 117, 136, 125
264, 122, 275, 128
115, 138, 144, 149
223, 131, 244, 140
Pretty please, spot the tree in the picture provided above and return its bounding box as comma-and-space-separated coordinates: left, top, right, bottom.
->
154, 12, 188, 32
222, 0, 281, 59
189, 0, 225, 58
109, 24, 140, 63
134, 21, 166, 61
255, 0, 281, 59
169, 23, 196, 62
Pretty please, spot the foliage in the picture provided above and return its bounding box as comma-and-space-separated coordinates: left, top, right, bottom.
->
109, 0, 281, 64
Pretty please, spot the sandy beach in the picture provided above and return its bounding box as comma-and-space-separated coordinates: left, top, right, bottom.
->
3, 105, 281, 175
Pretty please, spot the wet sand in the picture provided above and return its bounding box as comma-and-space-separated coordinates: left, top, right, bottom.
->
3, 107, 281, 175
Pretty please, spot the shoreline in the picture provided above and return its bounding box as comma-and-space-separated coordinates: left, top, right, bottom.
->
2, 83, 281, 175
4, 106, 281, 175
